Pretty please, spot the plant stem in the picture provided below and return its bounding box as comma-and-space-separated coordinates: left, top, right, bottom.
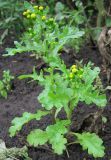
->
95, 0, 106, 27
67, 141, 78, 146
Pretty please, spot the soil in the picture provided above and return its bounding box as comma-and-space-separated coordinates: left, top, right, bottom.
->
0, 42, 111, 160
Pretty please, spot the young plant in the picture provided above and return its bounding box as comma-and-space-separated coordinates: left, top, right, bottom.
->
9, 57, 107, 158
5, 2, 84, 59
0, 70, 14, 98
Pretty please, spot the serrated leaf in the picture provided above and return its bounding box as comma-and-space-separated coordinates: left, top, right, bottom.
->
9, 110, 49, 137
52, 29, 84, 55
34, 110, 49, 121
27, 129, 48, 146
74, 132, 105, 158
46, 120, 70, 154
51, 134, 67, 155
90, 93, 107, 107
38, 74, 73, 111
27, 120, 70, 155
46, 120, 70, 136
24, 1, 34, 11
83, 64, 100, 84
74, 62, 107, 108
9, 112, 33, 137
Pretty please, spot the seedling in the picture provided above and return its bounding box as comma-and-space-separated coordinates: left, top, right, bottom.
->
0, 70, 14, 98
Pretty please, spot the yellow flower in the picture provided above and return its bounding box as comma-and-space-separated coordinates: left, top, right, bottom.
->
39, 6, 44, 10
26, 10, 31, 14
31, 13, 36, 19
42, 15, 46, 20
72, 68, 78, 73
27, 15, 31, 18
69, 73, 74, 79
33, 5, 38, 9
71, 65, 76, 69
23, 11, 27, 16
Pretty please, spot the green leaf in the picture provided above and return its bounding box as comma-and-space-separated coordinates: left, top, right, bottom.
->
34, 110, 50, 120
9, 110, 49, 137
51, 134, 67, 155
0, 81, 4, 90
0, 70, 13, 98
19, 67, 44, 82
74, 62, 107, 108
52, 28, 84, 55
74, 132, 105, 158
83, 64, 100, 84
27, 120, 70, 155
24, 1, 34, 11
18, 68, 38, 81
27, 129, 48, 146
0, 90, 7, 98
46, 120, 70, 136
46, 120, 70, 154
106, 17, 111, 27
9, 112, 33, 137
89, 93, 107, 107
38, 73, 73, 111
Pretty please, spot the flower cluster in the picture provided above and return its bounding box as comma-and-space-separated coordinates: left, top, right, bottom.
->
23, 5, 45, 20
22, 5, 56, 26
69, 65, 83, 79
23, 9, 36, 19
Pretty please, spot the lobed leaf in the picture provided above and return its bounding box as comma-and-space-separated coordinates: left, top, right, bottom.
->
27, 120, 70, 155
9, 110, 49, 137
74, 132, 105, 158
27, 129, 48, 146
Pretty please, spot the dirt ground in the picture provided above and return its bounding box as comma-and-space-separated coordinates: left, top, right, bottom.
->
0, 43, 111, 160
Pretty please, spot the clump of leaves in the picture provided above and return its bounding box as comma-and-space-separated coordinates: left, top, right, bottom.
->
0, 70, 14, 98
9, 57, 107, 158
5, 1, 84, 58
0, 0, 24, 44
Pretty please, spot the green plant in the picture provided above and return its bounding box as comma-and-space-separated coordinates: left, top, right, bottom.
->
59, 0, 111, 42
0, 70, 14, 98
0, 0, 24, 44
4, 1, 107, 158
5, 1, 84, 58
9, 57, 107, 158
54, 1, 87, 52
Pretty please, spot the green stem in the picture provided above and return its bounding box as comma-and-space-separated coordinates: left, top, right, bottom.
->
95, 0, 106, 27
